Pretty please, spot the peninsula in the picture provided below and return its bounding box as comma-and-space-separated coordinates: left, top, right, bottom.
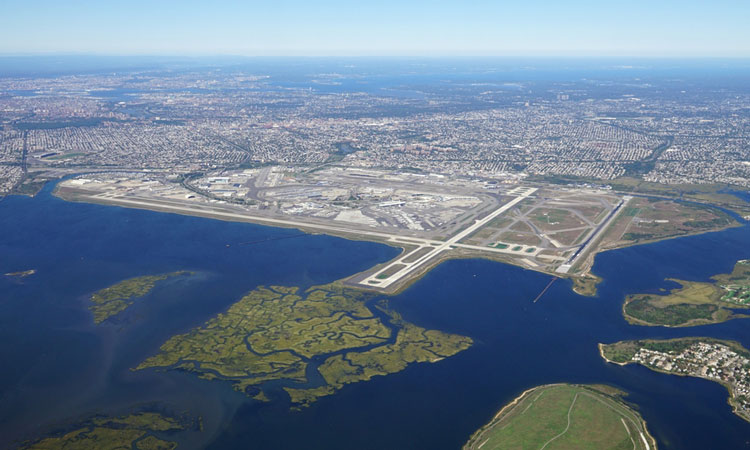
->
600, 338, 750, 422
622, 260, 750, 327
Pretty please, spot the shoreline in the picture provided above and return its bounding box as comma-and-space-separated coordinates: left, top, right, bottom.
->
611, 359, 749, 423
491, 385, 544, 420
569, 220, 741, 294
53, 187, 561, 296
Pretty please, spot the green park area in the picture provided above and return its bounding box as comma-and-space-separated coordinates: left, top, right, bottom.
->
89, 271, 190, 324
136, 284, 472, 407
463, 384, 655, 450
623, 260, 750, 327
21, 412, 191, 450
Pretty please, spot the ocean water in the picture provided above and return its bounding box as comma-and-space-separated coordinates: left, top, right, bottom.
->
1, 182, 749, 449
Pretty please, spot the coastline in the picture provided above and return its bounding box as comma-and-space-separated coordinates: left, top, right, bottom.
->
491, 385, 544, 420
53, 186, 560, 296
570, 220, 741, 295
599, 343, 630, 366
609, 358, 748, 423
52, 182, 741, 299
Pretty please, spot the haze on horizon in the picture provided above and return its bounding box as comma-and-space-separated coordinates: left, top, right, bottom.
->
2, 0, 750, 57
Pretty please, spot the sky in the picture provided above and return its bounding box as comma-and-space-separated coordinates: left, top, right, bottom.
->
1, 0, 749, 57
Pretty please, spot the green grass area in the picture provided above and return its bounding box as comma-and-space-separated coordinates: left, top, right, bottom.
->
13, 179, 49, 196
528, 175, 750, 216
486, 216, 514, 229
137, 284, 472, 407
722, 287, 750, 305
511, 245, 522, 251
524, 247, 536, 253
498, 230, 542, 247
45, 152, 87, 160
463, 384, 655, 450
622, 232, 655, 241
531, 209, 568, 224
599, 341, 640, 364
620, 199, 734, 244
624, 297, 720, 326
402, 247, 434, 264
597, 197, 737, 266
375, 263, 407, 279
494, 243, 509, 249
622, 260, 750, 327
572, 275, 603, 297
90, 271, 190, 324
20, 412, 193, 450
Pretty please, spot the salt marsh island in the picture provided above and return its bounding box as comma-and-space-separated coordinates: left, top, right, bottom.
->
136, 283, 472, 407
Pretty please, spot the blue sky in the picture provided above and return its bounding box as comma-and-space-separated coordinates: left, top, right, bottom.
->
2, 0, 749, 56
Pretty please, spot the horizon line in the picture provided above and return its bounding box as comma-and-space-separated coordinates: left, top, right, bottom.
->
2, 52, 750, 60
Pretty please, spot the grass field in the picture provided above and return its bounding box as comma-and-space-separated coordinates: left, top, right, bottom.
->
529, 208, 587, 232
528, 175, 750, 216
463, 384, 655, 450
499, 231, 542, 247
44, 152, 87, 160
376, 263, 407, 279
599, 197, 736, 254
